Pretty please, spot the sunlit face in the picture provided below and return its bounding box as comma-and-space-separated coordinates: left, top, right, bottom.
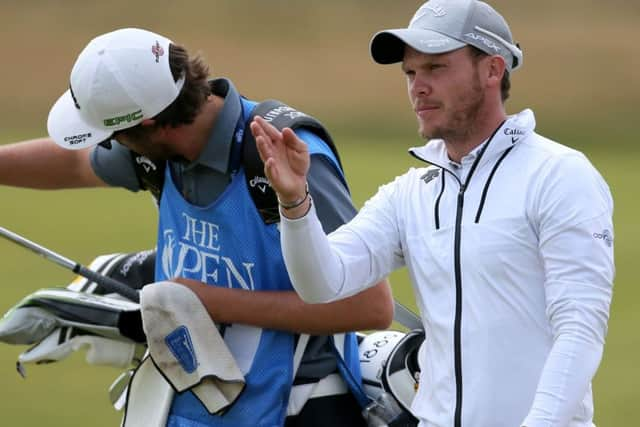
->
402, 46, 486, 142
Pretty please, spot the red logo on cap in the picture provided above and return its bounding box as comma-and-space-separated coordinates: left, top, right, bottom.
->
152, 41, 164, 63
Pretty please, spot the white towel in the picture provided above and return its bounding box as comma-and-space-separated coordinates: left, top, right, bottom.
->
140, 281, 245, 414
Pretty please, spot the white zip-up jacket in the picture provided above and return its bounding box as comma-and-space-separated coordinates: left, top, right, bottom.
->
281, 110, 614, 427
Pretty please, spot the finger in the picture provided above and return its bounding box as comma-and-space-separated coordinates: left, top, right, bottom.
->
263, 157, 280, 184
249, 120, 266, 141
255, 134, 272, 163
250, 117, 273, 140
254, 116, 283, 142
282, 128, 307, 152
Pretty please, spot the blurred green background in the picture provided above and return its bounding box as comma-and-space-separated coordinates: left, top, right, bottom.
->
0, 1, 638, 425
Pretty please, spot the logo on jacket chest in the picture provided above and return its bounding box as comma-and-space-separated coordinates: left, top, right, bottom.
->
161, 213, 256, 289
504, 127, 525, 144
421, 169, 440, 184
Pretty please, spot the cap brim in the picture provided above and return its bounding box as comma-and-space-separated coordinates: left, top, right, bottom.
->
47, 90, 111, 150
370, 29, 467, 64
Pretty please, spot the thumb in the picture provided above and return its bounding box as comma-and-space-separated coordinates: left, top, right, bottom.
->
263, 157, 279, 183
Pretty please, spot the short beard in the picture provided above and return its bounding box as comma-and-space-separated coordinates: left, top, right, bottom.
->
420, 67, 484, 142
116, 127, 175, 162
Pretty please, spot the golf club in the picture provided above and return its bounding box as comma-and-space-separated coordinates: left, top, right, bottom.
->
0, 226, 140, 303
0, 225, 423, 328
393, 300, 422, 331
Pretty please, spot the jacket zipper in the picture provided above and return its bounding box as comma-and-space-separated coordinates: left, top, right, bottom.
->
450, 122, 504, 427
410, 121, 506, 426
453, 183, 465, 427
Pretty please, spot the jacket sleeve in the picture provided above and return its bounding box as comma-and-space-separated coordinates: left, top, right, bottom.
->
281, 176, 405, 303
522, 152, 614, 427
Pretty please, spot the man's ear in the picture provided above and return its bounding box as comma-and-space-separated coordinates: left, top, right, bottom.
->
486, 55, 506, 88
140, 119, 156, 127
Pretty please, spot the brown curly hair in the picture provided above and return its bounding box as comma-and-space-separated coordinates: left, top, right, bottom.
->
153, 43, 211, 127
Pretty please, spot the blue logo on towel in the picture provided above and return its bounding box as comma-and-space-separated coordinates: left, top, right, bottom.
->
165, 326, 198, 373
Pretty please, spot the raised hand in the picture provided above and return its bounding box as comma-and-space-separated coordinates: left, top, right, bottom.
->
250, 116, 310, 206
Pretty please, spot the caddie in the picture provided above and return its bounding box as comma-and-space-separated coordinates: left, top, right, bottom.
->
0, 28, 394, 427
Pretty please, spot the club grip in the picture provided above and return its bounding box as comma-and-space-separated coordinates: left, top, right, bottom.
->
75, 265, 141, 303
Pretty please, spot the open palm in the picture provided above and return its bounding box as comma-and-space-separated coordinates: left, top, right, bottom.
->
250, 116, 310, 203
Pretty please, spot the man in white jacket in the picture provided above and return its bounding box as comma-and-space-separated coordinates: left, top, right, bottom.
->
250, 0, 615, 426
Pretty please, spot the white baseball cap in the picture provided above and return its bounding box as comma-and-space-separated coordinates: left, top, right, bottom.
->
47, 28, 185, 150
370, 0, 523, 72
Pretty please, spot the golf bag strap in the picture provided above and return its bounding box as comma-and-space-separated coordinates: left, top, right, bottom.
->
333, 333, 346, 359
286, 333, 310, 416
287, 373, 349, 417
130, 152, 165, 204
287, 333, 352, 416
292, 334, 310, 379
130, 100, 341, 225
242, 99, 342, 224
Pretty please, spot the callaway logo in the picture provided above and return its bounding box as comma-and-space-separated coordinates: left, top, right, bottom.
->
504, 128, 525, 144
504, 128, 525, 136
249, 176, 270, 193
465, 32, 502, 53
135, 155, 157, 173
263, 106, 307, 123
593, 230, 613, 247
151, 41, 164, 63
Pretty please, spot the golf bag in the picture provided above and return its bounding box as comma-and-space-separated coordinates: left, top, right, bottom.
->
358, 330, 423, 426
0, 251, 154, 377
0, 250, 423, 426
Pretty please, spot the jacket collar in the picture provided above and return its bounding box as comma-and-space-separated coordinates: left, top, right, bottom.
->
409, 109, 536, 170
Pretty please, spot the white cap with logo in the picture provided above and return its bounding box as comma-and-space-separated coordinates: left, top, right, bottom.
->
47, 28, 185, 150
370, 0, 523, 71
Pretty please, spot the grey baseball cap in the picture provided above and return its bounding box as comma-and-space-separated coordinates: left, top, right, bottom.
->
370, 0, 523, 72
